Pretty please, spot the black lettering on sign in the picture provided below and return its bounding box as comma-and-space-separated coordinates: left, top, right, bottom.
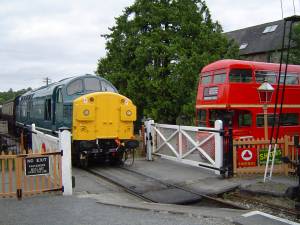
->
25, 156, 50, 176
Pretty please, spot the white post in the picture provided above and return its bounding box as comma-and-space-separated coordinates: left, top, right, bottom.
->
31, 124, 37, 153
214, 120, 223, 175
178, 126, 182, 160
145, 119, 155, 161
59, 129, 73, 195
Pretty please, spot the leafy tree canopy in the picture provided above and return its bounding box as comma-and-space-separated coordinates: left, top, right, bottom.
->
290, 22, 300, 65
97, 0, 239, 125
0, 88, 31, 105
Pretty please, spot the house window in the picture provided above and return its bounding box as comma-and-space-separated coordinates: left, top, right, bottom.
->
263, 25, 278, 33
239, 43, 248, 50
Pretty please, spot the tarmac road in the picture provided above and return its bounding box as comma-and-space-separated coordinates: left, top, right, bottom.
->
0, 168, 237, 225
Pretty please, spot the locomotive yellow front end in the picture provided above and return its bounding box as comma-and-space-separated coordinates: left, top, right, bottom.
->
72, 92, 138, 166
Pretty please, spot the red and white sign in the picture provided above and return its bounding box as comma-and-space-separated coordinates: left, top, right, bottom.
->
237, 147, 257, 168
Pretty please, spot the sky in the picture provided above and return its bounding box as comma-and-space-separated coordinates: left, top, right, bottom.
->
0, 0, 299, 91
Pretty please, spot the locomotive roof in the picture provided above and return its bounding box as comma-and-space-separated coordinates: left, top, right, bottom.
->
201, 59, 300, 73
20, 74, 103, 99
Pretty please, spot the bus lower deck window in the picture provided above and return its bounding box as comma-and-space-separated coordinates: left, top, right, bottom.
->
256, 113, 299, 127
197, 110, 207, 127
239, 112, 252, 127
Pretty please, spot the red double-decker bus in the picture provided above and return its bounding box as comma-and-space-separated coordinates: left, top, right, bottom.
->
196, 59, 300, 139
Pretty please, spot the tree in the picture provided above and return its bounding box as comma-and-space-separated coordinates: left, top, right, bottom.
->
0, 88, 31, 105
97, 0, 239, 125
290, 22, 300, 65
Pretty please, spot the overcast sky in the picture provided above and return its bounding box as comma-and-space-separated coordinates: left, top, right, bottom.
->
0, 0, 299, 91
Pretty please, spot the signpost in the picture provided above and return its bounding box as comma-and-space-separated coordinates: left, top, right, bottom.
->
259, 148, 282, 165
25, 156, 50, 176
237, 147, 257, 168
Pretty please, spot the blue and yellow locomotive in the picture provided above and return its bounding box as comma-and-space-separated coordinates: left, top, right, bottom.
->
3, 74, 138, 166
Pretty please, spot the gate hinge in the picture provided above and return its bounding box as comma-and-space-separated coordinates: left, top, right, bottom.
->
62, 185, 64, 192
60, 150, 63, 156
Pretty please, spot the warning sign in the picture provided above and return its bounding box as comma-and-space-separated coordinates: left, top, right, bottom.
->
237, 147, 257, 168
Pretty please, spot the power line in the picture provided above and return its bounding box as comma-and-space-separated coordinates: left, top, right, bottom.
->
293, 0, 296, 15
280, 0, 284, 19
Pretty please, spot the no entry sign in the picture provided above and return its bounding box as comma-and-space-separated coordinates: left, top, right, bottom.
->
237, 147, 257, 168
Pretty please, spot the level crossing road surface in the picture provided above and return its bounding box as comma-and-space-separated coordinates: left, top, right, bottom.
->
0, 167, 297, 225
113, 157, 239, 195
0, 168, 237, 225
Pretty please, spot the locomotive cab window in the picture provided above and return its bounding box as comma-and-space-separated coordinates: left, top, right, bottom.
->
229, 69, 252, 83
67, 79, 83, 95
101, 81, 117, 92
84, 77, 101, 91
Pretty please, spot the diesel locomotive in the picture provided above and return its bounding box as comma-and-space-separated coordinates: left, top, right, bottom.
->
2, 74, 138, 166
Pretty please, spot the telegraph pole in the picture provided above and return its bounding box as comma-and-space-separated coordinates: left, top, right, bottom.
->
43, 77, 52, 86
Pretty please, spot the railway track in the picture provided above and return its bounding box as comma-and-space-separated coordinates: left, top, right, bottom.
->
229, 192, 299, 218
86, 166, 246, 210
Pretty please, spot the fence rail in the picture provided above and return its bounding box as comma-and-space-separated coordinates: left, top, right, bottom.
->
0, 124, 72, 199
233, 135, 296, 175
0, 149, 62, 198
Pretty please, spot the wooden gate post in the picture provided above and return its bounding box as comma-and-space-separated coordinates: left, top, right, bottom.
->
59, 128, 72, 196
15, 157, 22, 200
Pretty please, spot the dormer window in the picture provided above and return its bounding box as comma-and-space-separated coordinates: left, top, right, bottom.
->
239, 43, 248, 50
263, 25, 278, 33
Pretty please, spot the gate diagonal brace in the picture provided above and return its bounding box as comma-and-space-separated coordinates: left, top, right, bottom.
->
181, 130, 215, 165
153, 126, 179, 157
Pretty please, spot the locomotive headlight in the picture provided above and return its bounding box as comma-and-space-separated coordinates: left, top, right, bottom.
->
126, 110, 132, 116
83, 109, 90, 116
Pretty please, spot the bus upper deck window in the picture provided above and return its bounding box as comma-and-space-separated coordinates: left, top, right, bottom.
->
279, 73, 299, 85
200, 72, 212, 84
213, 70, 226, 84
255, 71, 276, 84
229, 69, 252, 83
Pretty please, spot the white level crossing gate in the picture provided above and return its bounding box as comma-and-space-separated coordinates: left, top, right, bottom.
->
145, 120, 224, 175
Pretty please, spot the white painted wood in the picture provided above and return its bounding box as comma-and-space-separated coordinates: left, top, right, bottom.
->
214, 120, 223, 175
146, 120, 224, 174
60, 130, 72, 196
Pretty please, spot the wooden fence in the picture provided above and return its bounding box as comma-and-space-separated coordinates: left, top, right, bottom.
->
0, 149, 62, 199
233, 135, 296, 175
